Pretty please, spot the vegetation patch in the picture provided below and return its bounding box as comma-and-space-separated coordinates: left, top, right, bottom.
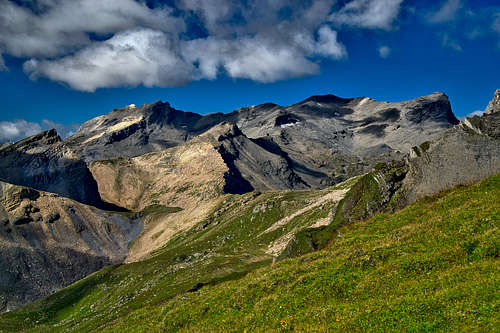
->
0, 174, 498, 332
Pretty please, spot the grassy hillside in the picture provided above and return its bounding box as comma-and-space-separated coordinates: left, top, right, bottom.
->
0, 182, 349, 332
1, 174, 499, 332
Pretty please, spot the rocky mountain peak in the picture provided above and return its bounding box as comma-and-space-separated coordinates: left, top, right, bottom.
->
301, 94, 353, 105
425, 91, 448, 100
12, 128, 61, 150
485, 89, 500, 114
204, 122, 242, 141
403, 92, 458, 125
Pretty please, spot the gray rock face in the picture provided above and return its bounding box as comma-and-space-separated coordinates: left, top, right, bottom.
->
207, 123, 308, 193
0, 129, 120, 209
466, 89, 500, 139
230, 92, 458, 187
401, 125, 500, 205
0, 181, 142, 312
316, 123, 500, 244
67, 92, 459, 187
485, 89, 500, 114
66, 101, 223, 162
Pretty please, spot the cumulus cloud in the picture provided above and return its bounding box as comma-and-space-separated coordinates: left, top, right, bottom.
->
0, 120, 42, 142
0, 0, 403, 91
314, 26, 348, 59
25, 29, 194, 91
427, 0, 462, 24
329, 0, 404, 30
0, 119, 79, 143
0, 0, 181, 58
378, 45, 391, 58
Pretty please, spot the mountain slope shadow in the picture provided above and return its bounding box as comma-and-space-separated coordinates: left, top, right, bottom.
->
0, 130, 127, 211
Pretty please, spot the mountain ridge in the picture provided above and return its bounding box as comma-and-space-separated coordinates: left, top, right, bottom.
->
66, 91, 459, 188
0, 89, 497, 318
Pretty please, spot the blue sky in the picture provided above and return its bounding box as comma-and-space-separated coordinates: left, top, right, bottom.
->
0, 0, 499, 141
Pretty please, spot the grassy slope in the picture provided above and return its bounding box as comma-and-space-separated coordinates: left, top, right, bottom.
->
0, 185, 347, 332
116, 174, 500, 332
1, 174, 498, 332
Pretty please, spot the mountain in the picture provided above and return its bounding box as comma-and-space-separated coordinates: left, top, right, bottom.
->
0, 89, 497, 322
0, 181, 141, 312
465, 89, 500, 139
231, 91, 459, 186
1, 173, 497, 331
67, 92, 459, 187
485, 88, 500, 114
0, 129, 118, 209
66, 101, 224, 162
88, 122, 309, 261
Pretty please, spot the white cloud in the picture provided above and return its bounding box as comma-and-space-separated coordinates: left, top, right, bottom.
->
427, 0, 462, 24
0, 120, 42, 142
0, 0, 181, 58
0, 0, 402, 91
378, 45, 391, 58
314, 26, 348, 59
182, 36, 320, 83
0, 118, 80, 143
24, 29, 194, 92
328, 0, 404, 30
223, 39, 319, 82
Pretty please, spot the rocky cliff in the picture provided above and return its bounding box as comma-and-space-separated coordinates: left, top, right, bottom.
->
0, 90, 492, 315
466, 89, 500, 139
0, 129, 114, 208
68, 92, 459, 187
0, 181, 141, 312
231, 91, 458, 186
66, 101, 223, 162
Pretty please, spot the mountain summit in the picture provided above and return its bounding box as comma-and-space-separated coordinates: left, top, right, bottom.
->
67, 92, 459, 187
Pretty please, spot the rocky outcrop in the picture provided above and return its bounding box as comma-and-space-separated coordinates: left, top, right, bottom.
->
466, 89, 500, 139
0, 129, 123, 210
67, 92, 459, 188
399, 125, 500, 206
0, 181, 142, 312
66, 101, 224, 162
331, 123, 500, 225
485, 89, 500, 114
89, 123, 306, 211
0, 130, 95, 205
208, 123, 307, 193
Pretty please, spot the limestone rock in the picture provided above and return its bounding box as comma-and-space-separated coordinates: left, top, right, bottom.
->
485, 89, 500, 114
0, 129, 118, 209
0, 181, 142, 312
68, 92, 459, 187
466, 89, 500, 139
